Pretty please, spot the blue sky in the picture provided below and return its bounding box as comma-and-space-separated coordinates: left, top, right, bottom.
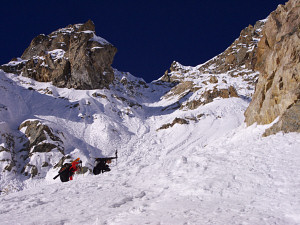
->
1, 0, 286, 82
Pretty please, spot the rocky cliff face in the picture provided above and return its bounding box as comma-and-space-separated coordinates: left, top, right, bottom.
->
19, 120, 65, 177
1, 20, 117, 89
0, 120, 65, 178
0, 119, 65, 178
244, 0, 300, 135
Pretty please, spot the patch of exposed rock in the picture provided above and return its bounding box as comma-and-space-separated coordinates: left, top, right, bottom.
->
161, 64, 242, 111
19, 120, 64, 177
0, 133, 16, 173
157, 118, 189, 130
1, 20, 117, 89
263, 101, 300, 136
244, 0, 300, 135
111, 94, 142, 109
92, 92, 108, 99
181, 86, 238, 110
164, 81, 195, 100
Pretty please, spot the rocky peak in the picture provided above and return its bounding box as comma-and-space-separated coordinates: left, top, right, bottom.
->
158, 18, 266, 111
1, 20, 117, 89
161, 18, 266, 85
244, 0, 300, 135
198, 19, 266, 78
73, 19, 95, 32
160, 61, 195, 83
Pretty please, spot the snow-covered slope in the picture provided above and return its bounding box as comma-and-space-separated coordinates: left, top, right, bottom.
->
0, 65, 300, 224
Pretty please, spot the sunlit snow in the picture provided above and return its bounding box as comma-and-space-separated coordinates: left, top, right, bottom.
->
0, 68, 299, 224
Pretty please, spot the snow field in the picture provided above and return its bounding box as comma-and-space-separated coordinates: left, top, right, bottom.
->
0, 71, 300, 224
0, 122, 299, 224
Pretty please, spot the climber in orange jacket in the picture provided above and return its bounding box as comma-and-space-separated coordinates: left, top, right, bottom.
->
53, 158, 82, 182
69, 158, 81, 180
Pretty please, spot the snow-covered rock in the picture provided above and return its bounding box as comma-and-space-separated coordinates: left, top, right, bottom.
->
0, 20, 117, 89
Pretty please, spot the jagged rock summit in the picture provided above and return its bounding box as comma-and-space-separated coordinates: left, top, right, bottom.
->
1, 20, 117, 89
158, 18, 265, 111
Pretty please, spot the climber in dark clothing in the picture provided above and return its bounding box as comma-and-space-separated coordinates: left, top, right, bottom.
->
93, 150, 117, 175
93, 158, 111, 175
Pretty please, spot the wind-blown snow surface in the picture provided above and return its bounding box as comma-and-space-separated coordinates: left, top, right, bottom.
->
0, 70, 300, 224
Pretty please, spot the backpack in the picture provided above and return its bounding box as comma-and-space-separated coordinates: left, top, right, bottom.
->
59, 163, 73, 182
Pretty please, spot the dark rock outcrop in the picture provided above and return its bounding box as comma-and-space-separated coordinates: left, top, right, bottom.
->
0, 133, 16, 173
0, 58, 27, 74
19, 120, 64, 177
244, 0, 300, 135
157, 117, 189, 130
1, 20, 117, 89
19, 120, 64, 154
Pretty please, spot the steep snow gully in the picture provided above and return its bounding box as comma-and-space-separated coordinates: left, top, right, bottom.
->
0, 68, 300, 225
